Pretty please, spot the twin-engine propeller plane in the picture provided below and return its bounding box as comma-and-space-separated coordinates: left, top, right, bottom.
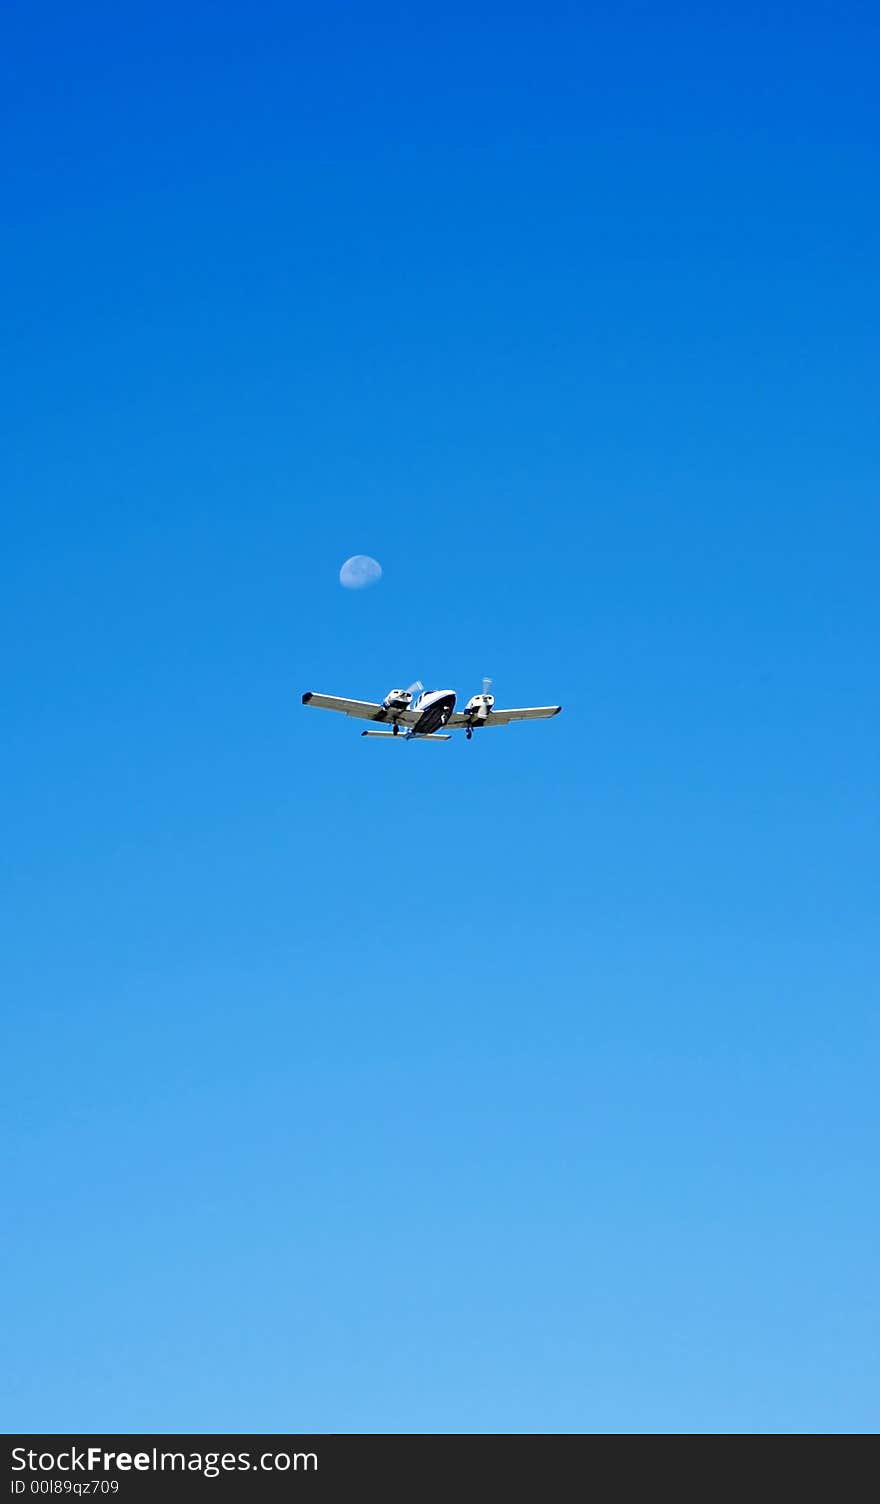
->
301, 679, 562, 741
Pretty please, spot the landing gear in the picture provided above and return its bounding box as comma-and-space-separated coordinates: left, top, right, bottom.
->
466, 727, 473, 740
392, 723, 399, 736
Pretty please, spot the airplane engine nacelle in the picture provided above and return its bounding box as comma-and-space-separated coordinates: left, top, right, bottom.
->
464, 693, 495, 720
383, 688, 413, 714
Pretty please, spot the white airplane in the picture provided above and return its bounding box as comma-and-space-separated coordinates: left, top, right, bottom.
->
301, 679, 562, 741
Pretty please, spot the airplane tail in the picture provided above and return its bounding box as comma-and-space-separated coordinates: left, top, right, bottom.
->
360, 731, 450, 741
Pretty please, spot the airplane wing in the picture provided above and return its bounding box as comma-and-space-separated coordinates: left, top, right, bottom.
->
301, 691, 418, 724
446, 705, 562, 729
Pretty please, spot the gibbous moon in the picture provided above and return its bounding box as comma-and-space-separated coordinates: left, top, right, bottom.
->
339, 554, 382, 589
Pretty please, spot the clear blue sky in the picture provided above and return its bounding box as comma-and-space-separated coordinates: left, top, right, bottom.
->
3, 1, 878, 1434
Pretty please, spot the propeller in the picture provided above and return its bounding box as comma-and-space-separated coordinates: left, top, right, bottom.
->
481, 675, 493, 696
406, 680, 423, 698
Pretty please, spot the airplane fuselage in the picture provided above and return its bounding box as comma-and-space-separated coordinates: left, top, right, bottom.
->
407, 689, 456, 736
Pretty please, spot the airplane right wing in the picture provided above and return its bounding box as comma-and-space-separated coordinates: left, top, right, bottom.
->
445, 705, 562, 729
481, 705, 562, 725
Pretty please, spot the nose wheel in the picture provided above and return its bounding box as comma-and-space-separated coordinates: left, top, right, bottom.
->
466, 727, 473, 740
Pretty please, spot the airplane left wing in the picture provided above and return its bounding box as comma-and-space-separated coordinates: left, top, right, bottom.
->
301, 691, 417, 724
445, 705, 562, 729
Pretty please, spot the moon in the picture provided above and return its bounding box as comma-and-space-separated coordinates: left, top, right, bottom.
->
339, 554, 382, 590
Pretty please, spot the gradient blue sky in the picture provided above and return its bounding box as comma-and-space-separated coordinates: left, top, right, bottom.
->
3, 2, 878, 1434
